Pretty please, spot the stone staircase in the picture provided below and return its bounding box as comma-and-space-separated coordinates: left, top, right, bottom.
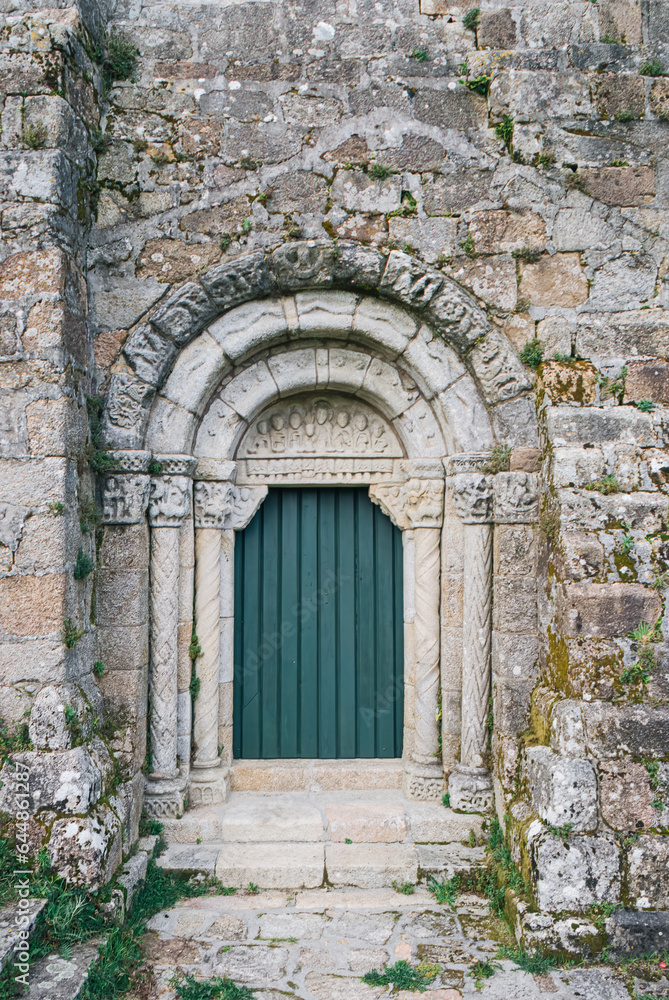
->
158, 784, 487, 891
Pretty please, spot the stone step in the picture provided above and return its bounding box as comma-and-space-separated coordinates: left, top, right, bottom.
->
158, 839, 484, 892
163, 794, 486, 846
27, 942, 100, 1000
230, 758, 403, 792
0, 899, 46, 973
221, 796, 323, 843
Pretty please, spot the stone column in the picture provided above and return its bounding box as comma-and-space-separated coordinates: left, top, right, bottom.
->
190, 480, 234, 806
370, 472, 445, 800
447, 463, 494, 813
145, 455, 195, 819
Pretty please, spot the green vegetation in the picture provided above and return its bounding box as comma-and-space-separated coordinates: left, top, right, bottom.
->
636, 398, 655, 412
470, 958, 500, 985
460, 231, 476, 256
539, 498, 560, 542
220, 233, 232, 250
462, 7, 480, 31
391, 880, 415, 895
442, 792, 450, 808
103, 31, 138, 86
514, 245, 542, 264
620, 620, 661, 686
640, 59, 666, 77
22, 122, 48, 149
240, 218, 252, 234
482, 445, 511, 475
170, 973, 255, 1000
0, 719, 31, 766
497, 946, 557, 976
553, 352, 573, 362
48, 501, 65, 516
495, 115, 514, 150
543, 820, 574, 843
536, 151, 556, 168
584, 474, 620, 495
74, 549, 95, 580
460, 70, 492, 96
189, 631, 203, 660
614, 109, 634, 122
61, 618, 85, 648
428, 874, 459, 906
412, 48, 429, 61
93, 661, 106, 677
368, 163, 393, 180
362, 960, 440, 992
520, 338, 544, 369
620, 530, 635, 555
247, 882, 259, 894
643, 758, 661, 791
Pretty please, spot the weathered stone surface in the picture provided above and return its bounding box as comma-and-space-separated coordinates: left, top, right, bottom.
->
580, 167, 655, 206
539, 361, 598, 405
561, 582, 661, 638
0, 745, 108, 816
525, 746, 597, 832
326, 802, 407, 843
28, 685, 70, 750
220, 796, 323, 842
519, 254, 588, 308
478, 8, 517, 48
581, 703, 669, 760
627, 835, 669, 908
468, 211, 546, 255
599, 759, 653, 832
215, 843, 324, 889
624, 359, 669, 403
529, 827, 621, 912
48, 805, 122, 889
326, 843, 417, 889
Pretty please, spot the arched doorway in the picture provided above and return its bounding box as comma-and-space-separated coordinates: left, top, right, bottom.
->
233, 486, 404, 760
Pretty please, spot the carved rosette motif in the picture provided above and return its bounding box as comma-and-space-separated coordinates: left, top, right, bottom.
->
102, 475, 150, 525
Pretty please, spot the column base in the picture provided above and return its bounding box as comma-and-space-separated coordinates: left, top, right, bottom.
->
448, 765, 494, 813
189, 764, 231, 807
144, 771, 188, 819
403, 760, 444, 801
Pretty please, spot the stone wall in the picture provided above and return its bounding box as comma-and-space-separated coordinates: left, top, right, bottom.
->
1, 0, 669, 943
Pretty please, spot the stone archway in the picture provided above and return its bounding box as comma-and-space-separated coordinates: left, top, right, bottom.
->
99, 242, 539, 820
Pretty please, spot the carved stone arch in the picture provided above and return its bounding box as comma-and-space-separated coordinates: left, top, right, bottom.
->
98, 242, 540, 817
101, 241, 536, 456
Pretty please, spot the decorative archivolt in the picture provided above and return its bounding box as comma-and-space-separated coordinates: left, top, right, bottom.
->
101, 241, 536, 457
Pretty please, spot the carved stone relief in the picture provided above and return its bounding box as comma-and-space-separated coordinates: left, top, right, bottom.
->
102, 475, 150, 525
106, 373, 154, 429
493, 472, 539, 523
194, 480, 234, 528
448, 473, 493, 524
148, 476, 191, 528
238, 395, 403, 459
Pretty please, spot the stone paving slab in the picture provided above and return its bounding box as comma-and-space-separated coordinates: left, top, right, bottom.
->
27, 942, 100, 1000
325, 801, 408, 843
405, 803, 485, 845
157, 844, 221, 876
140, 887, 636, 1000
417, 844, 487, 879
215, 842, 325, 889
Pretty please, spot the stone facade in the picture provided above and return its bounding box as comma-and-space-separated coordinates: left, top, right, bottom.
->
1, 0, 669, 948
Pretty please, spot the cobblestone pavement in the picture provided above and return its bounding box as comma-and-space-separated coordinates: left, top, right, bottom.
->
141, 886, 659, 1000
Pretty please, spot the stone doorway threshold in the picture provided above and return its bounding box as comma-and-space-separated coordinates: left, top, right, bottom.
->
229, 757, 404, 793
159, 779, 487, 891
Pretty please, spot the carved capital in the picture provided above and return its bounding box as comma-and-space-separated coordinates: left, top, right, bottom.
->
106, 450, 152, 473
102, 474, 150, 525
143, 773, 187, 819
369, 479, 444, 530
194, 480, 235, 528
226, 485, 268, 531
493, 472, 539, 524
369, 484, 410, 530
448, 473, 492, 524
148, 476, 191, 528
406, 478, 444, 528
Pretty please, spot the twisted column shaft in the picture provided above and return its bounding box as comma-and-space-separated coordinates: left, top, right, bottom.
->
193, 527, 221, 768
461, 522, 493, 768
150, 527, 180, 777
413, 526, 441, 764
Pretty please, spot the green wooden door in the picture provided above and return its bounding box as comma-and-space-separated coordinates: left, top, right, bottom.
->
233, 487, 404, 759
